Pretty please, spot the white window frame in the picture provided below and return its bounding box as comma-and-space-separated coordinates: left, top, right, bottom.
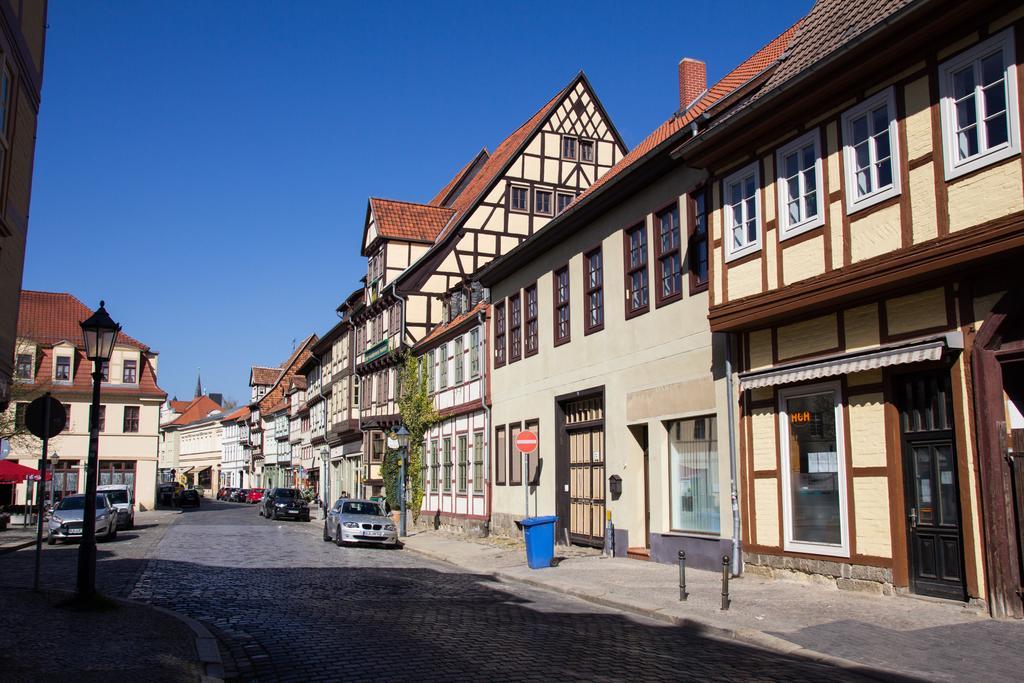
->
775, 129, 825, 238
938, 28, 1020, 181
842, 87, 901, 213
723, 161, 762, 262
777, 381, 850, 558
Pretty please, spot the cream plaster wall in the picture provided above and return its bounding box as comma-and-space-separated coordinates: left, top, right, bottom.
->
776, 313, 838, 361
853, 477, 892, 557
946, 160, 1024, 233
781, 235, 826, 286
885, 287, 946, 336
848, 392, 887, 468
488, 165, 728, 547
850, 202, 902, 263
727, 258, 762, 300
844, 304, 880, 351
754, 478, 779, 546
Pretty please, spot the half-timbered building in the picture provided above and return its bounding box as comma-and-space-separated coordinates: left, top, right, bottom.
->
415, 294, 489, 534
477, 35, 795, 567
667, 0, 1024, 617
352, 73, 627, 497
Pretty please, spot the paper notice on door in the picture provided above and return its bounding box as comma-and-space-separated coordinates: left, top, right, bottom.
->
940, 471, 953, 485
807, 451, 838, 473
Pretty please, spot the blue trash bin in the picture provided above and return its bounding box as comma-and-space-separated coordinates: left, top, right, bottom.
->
521, 515, 558, 569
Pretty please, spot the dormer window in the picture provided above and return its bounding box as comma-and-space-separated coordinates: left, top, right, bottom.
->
123, 359, 137, 384
15, 353, 32, 380
100, 361, 110, 382
55, 356, 71, 382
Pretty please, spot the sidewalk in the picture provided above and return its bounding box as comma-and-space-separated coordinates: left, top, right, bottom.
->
402, 530, 1024, 682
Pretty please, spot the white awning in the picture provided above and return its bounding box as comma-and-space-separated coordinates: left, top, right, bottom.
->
738, 332, 963, 390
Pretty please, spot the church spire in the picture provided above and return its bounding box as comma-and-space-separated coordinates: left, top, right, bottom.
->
195, 368, 203, 398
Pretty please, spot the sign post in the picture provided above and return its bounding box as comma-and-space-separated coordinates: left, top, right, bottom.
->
515, 430, 538, 520
25, 393, 66, 592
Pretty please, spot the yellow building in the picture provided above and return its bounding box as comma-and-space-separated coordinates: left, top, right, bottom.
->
3, 291, 165, 510
670, 0, 1024, 617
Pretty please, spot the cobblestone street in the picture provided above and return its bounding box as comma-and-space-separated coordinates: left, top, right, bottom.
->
0, 500, 890, 682
128, 502, 882, 682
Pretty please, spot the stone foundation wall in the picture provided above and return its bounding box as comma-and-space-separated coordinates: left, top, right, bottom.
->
414, 511, 489, 538
744, 552, 895, 595
489, 512, 523, 539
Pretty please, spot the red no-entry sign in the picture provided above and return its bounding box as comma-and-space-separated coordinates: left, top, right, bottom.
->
515, 430, 538, 453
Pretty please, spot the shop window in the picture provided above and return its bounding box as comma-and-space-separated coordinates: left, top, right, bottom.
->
668, 416, 719, 533
778, 383, 849, 556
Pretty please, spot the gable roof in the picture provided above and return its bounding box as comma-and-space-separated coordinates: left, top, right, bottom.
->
251, 334, 317, 415
478, 22, 800, 285
368, 197, 456, 244
18, 290, 150, 351
250, 366, 279, 387
429, 148, 490, 208
166, 394, 223, 427
413, 301, 488, 352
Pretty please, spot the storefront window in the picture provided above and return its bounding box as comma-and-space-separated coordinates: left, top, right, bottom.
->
668, 416, 719, 534
780, 384, 848, 555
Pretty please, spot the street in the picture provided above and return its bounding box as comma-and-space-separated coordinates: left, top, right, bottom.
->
0, 501, 872, 682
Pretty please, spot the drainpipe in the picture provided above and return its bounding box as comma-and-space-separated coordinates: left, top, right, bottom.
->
476, 309, 492, 534
725, 334, 742, 577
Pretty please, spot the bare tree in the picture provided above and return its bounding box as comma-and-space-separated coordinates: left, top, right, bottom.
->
0, 339, 53, 452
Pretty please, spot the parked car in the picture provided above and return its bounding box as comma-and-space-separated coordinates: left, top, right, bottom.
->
97, 484, 135, 529
323, 498, 397, 547
178, 488, 201, 508
260, 488, 309, 521
216, 487, 231, 501
228, 488, 247, 503
47, 493, 118, 544
158, 482, 183, 507
246, 488, 265, 504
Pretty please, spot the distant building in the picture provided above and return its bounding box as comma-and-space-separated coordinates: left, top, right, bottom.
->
2, 291, 165, 509
159, 393, 223, 490
219, 406, 250, 488
0, 2, 48, 413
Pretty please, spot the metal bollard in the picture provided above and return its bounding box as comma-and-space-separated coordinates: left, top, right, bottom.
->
721, 555, 731, 611
678, 550, 688, 601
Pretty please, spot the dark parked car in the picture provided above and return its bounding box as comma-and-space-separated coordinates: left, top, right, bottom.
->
230, 488, 249, 503
178, 489, 201, 508
259, 488, 309, 521
217, 487, 236, 501
246, 488, 265, 504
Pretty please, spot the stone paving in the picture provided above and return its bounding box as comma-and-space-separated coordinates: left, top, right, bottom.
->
129, 501, 875, 682
402, 530, 1024, 683
0, 507, 203, 682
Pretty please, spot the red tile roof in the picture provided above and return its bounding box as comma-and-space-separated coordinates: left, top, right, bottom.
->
252, 334, 317, 415
17, 291, 150, 350
369, 197, 455, 244
429, 149, 490, 207
250, 366, 279, 386
166, 394, 223, 426
221, 406, 250, 423
22, 345, 166, 401
434, 82, 574, 243
170, 400, 192, 413
574, 22, 799, 206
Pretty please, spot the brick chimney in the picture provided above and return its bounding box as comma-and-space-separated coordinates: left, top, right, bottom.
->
678, 58, 707, 110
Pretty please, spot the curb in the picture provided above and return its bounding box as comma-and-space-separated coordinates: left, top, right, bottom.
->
405, 542, 913, 683
141, 600, 225, 682
0, 539, 37, 554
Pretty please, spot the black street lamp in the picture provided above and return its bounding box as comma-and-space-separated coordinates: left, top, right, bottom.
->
77, 301, 120, 599
394, 425, 410, 538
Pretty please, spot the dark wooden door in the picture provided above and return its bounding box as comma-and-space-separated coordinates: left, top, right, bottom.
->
897, 371, 966, 601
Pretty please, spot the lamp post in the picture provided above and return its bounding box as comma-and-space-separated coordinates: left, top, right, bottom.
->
48, 450, 59, 508
394, 425, 410, 537
320, 446, 329, 515
77, 301, 120, 599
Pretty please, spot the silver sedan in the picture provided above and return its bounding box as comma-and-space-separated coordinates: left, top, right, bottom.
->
322, 498, 398, 547
47, 493, 118, 544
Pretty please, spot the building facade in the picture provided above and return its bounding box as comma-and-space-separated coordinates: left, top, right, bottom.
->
3, 291, 165, 509
353, 72, 627, 500
220, 406, 250, 488
416, 296, 489, 535
0, 1, 47, 413
665, 0, 1024, 617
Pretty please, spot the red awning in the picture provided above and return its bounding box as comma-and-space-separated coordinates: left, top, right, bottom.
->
0, 460, 51, 483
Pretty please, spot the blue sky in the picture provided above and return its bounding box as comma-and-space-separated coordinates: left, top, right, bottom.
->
24, 0, 809, 404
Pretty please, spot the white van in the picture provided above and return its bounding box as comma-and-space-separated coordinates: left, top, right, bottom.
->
97, 484, 135, 529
